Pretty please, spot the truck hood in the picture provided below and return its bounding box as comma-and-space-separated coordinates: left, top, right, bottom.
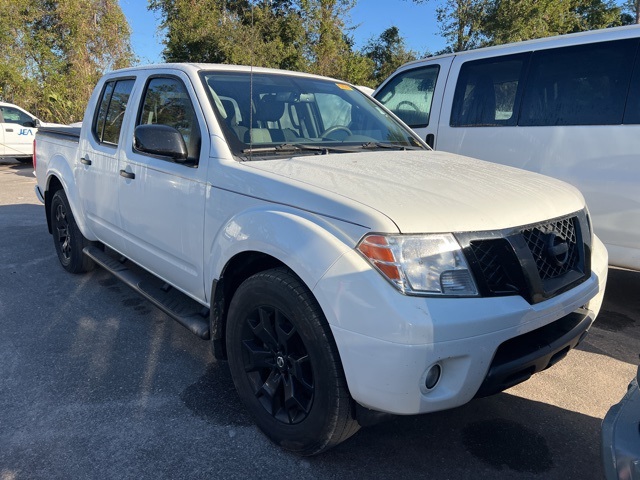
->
243, 150, 586, 234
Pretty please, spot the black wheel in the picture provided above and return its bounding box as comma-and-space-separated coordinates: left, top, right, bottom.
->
50, 189, 94, 273
226, 267, 359, 455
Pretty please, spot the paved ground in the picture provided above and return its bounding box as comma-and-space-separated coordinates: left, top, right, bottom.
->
1, 159, 638, 479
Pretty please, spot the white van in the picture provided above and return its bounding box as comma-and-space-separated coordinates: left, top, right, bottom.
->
374, 25, 640, 271
0, 102, 40, 163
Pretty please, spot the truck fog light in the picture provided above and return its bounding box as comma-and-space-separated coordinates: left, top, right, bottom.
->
425, 364, 441, 390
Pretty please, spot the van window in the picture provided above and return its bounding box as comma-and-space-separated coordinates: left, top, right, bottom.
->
451, 53, 528, 127
520, 39, 637, 126
623, 46, 640, 124
376, 65, 440, 128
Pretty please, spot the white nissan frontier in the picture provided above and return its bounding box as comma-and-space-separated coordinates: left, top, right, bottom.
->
34, 63, 608, 455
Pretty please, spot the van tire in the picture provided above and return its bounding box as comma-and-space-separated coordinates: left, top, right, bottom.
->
50, 189, 94, 273
226, 267, 359, 455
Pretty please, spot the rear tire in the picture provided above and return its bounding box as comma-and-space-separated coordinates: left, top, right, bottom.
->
226, 267, 359, 455
50, 189, 94, 273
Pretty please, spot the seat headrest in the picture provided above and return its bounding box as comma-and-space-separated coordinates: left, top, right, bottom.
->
255, 95, 285, 123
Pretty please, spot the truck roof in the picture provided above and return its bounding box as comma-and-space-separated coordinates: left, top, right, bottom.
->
102, 63, 347, 84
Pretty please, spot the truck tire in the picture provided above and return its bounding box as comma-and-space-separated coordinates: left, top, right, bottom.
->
50, 189, 94, 273
226, 267, 359, 455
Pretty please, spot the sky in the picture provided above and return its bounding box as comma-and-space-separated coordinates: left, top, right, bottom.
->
118, 0, 447, 65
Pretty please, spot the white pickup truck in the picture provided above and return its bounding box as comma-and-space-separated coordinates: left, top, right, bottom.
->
34, 63, 608, 455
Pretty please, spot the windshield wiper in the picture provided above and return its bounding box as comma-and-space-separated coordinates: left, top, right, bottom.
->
242, 143, 325, 154
241, 143, 356, 157
360, 142, 422, 151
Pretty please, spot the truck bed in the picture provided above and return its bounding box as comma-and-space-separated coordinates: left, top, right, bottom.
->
37, 126, 81, 142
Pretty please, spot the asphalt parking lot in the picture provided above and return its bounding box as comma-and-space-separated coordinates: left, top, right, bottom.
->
1, 159, 638, 479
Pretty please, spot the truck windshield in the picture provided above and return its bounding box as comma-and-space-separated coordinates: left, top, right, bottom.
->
200, 71, 426, 159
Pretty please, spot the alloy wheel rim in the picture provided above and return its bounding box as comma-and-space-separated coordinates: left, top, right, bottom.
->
54, 203, 71, 262
240, 305, 314, 424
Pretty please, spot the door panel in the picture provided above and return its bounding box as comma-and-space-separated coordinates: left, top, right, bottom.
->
118, 73, 208, 300
77, 78, 136, 251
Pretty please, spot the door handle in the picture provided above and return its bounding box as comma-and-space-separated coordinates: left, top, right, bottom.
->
426, 133, 435, 149
80, 157, 92, 165
119, 169, 135, 180
6, 128, 13, 132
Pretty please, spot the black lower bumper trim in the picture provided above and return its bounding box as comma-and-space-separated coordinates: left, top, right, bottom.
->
474, 308, 593, 398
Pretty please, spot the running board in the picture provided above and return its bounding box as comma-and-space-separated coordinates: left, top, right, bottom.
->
83, 246, 210, 339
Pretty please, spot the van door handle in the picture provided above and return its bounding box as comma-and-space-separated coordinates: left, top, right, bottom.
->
426, 134, 435, 149
119, 169, 135, 180
6, 128, 13, 132
80, 156, 92, 165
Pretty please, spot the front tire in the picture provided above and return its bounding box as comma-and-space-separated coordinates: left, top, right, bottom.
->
226, 267, 359, 455
50, 189, 94, 273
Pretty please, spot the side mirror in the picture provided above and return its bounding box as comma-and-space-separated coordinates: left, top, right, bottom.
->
22, 120, 36, 128
35, 118, 41, 128
134, 124, 188, 162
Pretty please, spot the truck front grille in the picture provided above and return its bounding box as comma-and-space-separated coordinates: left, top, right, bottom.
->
460, 210, 591, 304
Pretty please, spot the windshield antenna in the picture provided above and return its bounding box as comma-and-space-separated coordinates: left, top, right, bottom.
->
249, 2, 254, 161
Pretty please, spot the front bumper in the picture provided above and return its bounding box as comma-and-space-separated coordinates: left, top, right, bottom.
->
313, 235, 608, 415
602, 368, 640, 480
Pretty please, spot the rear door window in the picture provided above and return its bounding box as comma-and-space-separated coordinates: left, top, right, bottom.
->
93, 79, 135, 145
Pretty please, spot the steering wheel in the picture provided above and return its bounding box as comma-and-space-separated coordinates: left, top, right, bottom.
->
396, 100, 420, 111
321, 125, 352, 139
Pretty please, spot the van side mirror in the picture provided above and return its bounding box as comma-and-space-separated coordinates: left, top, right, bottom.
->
35, 118, 41, 128
134, 124, 188, 162
22, 120, 36, 128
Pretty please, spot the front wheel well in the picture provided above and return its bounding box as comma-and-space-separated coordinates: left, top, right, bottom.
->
210, 252, 288, 359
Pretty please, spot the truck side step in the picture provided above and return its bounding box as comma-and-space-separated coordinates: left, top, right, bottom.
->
83, 246, 210, 339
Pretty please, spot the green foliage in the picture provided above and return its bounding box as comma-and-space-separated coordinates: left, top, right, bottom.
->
363, 26, 418, 85
0, 0, 134, 123
151, 0, 413, 86
412, 0, 629, 52
485, 0, 626, 46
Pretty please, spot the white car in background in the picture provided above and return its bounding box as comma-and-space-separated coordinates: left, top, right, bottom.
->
0, 101, 41, 163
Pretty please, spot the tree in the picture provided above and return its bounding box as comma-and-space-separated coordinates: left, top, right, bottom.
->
0, 0, 134, 123
411, 0, 628, 52
623, 0, 640, 23
149, 0, 308, 70
485, 0, 625, 46
363, 26, 418, 85
151, 0, 367, 80
411, 0, 491, 52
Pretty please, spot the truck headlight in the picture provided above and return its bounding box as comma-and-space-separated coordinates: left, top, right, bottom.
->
357, 233, 478, 296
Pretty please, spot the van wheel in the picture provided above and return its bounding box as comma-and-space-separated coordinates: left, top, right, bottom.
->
226, 267, 359, 455
50, 190, 94, 273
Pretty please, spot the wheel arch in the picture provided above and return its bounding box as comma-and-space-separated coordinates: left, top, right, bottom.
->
43, 156, 91, 238
209, 251, 286, 359
207, 209, 366, 360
